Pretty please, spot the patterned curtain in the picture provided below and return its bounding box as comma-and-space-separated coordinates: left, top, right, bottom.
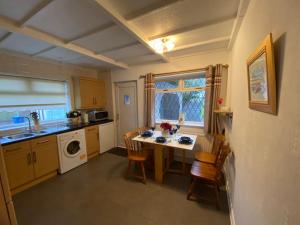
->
204, 64, 228, 134
144, 73, 155, 127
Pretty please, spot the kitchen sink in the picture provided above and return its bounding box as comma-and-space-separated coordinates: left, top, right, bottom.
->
7, 133, 35, 139
31, 130, 48, 134
6, 130, 48, 140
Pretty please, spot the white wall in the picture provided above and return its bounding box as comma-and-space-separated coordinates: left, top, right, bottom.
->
227, 0, 300, 224
111, 50, 229, 157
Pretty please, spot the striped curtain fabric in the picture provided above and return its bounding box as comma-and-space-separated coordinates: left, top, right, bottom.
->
204, 64, 228, 134
144, 73, 155, 127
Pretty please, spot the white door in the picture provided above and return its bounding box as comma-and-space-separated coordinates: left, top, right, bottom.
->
115, 82, 138, 147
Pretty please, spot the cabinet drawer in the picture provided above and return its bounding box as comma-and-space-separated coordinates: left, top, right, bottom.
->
85, 126, 98, 133
30, 135, 57, 148
3, 141, 30, 153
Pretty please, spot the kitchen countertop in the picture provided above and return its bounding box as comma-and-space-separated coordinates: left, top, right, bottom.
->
0, 119, 113, 146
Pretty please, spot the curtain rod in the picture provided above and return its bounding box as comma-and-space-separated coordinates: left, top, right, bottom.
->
139, 64, 228, 79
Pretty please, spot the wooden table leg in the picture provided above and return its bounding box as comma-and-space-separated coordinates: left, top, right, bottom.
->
154, 145, 164, 183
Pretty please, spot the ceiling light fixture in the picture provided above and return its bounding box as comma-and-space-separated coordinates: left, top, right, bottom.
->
149, 37, 175, 54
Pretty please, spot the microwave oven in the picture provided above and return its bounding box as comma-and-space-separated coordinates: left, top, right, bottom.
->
87, 110, 109, 122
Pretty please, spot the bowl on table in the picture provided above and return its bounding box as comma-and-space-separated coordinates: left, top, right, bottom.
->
141, 131, 153, 138
155, 136, 166, 143
178, 136, 193, 145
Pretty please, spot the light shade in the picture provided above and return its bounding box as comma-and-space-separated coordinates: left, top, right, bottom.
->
149, 37, 175, 54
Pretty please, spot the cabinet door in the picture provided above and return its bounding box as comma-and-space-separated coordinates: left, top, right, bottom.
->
3, 142, 34, 189
85, 126, 100, 158
0, 179, 10, 225
31, 135, 59, 178
79, 79, 95, 108
94, 80, 106, 108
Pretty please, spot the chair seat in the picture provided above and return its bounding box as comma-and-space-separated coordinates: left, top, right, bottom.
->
128, 150, 149, 161
190, 161, 217, 182
194, 151, 217, 164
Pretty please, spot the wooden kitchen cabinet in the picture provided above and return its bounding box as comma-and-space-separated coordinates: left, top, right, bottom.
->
85, 125, 100, 159
31, 135, 59, 178
3, 135, 59, 195
73, 77, 106, 109
3, 141, 34, 190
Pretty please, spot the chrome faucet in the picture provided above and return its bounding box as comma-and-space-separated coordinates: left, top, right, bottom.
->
24, 116, 32, 132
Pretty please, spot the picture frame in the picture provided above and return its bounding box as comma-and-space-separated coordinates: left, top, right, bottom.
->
247, 33, 277, 114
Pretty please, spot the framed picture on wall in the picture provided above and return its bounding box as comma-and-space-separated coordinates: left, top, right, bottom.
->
247, 33, 277, 114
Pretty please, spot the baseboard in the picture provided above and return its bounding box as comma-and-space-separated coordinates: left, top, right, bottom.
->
224, 165, 236, 225
11, 171, 57, 195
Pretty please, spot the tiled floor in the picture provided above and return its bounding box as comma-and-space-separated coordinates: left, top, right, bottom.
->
13, 151, 230, 225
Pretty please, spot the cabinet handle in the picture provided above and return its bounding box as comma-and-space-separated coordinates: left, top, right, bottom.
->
27, 153, 32, 165
95, 97, 97, 105
37, 140, 49, 144
32, 152, 37, 163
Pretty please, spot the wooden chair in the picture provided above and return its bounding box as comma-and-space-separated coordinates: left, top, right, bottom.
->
194, 134, 225, 165
124, 130, 149, 184
187, 145, 230, 209
138, 127, 155, 169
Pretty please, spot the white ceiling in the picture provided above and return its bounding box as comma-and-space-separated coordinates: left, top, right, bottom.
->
0, 0, 249, 70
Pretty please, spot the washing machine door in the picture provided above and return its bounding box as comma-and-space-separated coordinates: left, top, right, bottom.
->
64, 140, 81, 157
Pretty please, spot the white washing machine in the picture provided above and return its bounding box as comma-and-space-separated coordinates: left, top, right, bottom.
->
57, 129, 87, 174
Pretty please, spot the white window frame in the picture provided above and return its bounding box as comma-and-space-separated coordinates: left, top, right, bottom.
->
155, 76, 205, 127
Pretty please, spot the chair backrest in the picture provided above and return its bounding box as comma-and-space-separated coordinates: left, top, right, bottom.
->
214, 144, 231, 180
211, 134, 225, 155
123, 130, 140, 157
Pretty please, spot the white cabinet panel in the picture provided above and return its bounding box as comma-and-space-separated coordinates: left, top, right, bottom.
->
99, 122, 115, 153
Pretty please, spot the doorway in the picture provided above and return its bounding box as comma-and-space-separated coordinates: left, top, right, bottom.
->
115, 81, 138, 147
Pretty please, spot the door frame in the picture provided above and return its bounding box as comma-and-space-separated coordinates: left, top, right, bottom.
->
114, 81, 139, 148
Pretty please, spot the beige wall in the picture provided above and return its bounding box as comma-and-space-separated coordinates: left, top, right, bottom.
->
0, 51, 99, 110
227, 0, 300, 224
111, 50, 229, 128
110, 51, 229, 155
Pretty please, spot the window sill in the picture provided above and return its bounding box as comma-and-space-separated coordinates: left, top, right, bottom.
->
155, 120, 204, 128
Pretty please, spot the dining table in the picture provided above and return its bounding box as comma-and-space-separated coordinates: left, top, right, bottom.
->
132, 130, 197, 184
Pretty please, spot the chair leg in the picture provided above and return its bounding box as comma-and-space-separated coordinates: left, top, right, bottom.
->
126, 160, 132, 178
187, 177, 196, 200
214, 183, 221, 210
141, 162, 146, 184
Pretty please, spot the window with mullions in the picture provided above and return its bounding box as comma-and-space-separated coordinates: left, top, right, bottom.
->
155, 73, 206, 125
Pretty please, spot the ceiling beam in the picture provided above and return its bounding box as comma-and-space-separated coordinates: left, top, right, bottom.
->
0, 16, 128, 69
97, 42, 139, 54
67, 22, 115, 43
20, 0, 54, 26
125, 0, 183, 21
166, 36, 230, 54
0, 32, 12, 44
94, 0, 169, 63
149, 15, 236, 40
30, 46, 56, 57
227, 0, 250, 49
